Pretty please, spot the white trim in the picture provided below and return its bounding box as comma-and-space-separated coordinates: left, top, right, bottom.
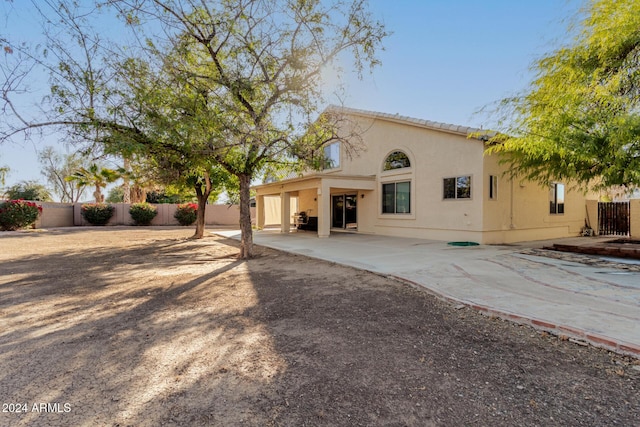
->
380, 148, 414, 174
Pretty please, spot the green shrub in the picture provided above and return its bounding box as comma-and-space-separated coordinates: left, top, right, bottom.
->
174, 203, 198, 226
3, 181, 53, 201
146, 190, 185, 204
81, 203, 115, 226
0, 200, 42, 231
129, 202, 158, 226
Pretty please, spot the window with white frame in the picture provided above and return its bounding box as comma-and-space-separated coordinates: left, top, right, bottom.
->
443, 176, 471, 199
549, 183, 565, 214
382, 181, 411, 214
383, 151, 411, 171
323, 142, 340, 169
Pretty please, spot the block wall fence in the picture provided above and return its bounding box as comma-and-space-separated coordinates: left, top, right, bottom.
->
585, 199, 639, 238
631, 200, 640, 239
6, 199, 638, 237
22, 202, 254, 228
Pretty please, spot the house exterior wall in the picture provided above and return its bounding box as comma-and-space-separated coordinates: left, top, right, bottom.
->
329, 114, 588, 243
254, 108, 594, 244
297, 188, 319, 218
324, 116, 487, 240
480, 155, 589, 243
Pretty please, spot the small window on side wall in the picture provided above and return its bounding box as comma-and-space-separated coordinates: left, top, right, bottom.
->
444, 176, 471, 200
549, 183, 565, 214
489, 175, 498, 200
383, 151, 411, 171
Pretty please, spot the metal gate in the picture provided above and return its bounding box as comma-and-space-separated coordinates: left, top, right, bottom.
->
598, 201, 630, 236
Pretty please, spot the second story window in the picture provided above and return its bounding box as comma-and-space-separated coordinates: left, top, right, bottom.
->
323, 142, 340, 169
383, 151, 411, 171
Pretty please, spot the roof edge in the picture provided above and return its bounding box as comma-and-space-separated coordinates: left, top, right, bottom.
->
324, 105, 495, 139
252, 173, 376, 190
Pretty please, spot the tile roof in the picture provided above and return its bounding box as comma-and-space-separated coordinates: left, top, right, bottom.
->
325, 105, 495, 140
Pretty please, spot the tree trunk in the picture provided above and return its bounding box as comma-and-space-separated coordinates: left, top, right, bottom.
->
122, 156, 131, 204
131, 185, 146, 203
192, 173, 212, 239
94, 186, 103, 203
238, 173, 253, 259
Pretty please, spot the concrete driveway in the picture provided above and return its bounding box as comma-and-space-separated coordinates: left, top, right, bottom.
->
217, 229, 640, 358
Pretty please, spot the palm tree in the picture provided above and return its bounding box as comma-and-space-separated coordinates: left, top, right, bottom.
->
66, 164, 119, 202
116, 156, 154, 203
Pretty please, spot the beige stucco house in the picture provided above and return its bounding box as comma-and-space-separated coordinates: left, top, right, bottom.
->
253, 106, 591, 244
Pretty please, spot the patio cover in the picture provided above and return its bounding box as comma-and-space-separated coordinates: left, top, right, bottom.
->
253, 173, 376, 237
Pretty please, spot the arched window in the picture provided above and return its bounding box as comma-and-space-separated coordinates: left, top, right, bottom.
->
383, 151, 411, 171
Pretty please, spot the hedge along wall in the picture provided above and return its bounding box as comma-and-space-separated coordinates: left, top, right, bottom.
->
21, 202, 254, 227
0, 200, 74, 228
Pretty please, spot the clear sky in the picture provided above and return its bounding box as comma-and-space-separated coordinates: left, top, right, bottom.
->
1, 0, 584, 195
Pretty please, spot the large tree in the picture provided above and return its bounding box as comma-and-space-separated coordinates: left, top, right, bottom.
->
1, 0, 387, 257
1, 1, 219, 236
487, 0, 640, 191
108, 0, 387, 257
38, 146, 90, 202
110, 54, 235, 239
4, 180, 53, 201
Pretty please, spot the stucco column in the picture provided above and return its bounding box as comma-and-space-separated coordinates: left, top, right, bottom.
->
256, 195, 265, 230
630, 200, 640, 239
316, 182, 330, 238
280, 191, 291, 233
585, 200, 598, 234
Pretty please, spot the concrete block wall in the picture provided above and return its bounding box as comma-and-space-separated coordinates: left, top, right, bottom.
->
65, 202, 253, 227
35, 202, 75, 228
631, 200, 640, 239
585, 200, 599, 234
586, 199, 639, 238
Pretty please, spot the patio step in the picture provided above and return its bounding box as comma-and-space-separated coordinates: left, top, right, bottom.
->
546, 241, 640, 260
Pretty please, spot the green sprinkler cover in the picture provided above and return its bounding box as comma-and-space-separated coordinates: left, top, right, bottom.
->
447, 241, 479, 247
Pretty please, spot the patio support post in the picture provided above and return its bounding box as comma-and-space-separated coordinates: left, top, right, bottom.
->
280, 191, 291, 233
631, 200, 640, 239
317, 182, 330, 238
256, 195, 265, 229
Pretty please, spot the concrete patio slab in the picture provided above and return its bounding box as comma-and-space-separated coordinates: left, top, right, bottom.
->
216, 229, 640, 358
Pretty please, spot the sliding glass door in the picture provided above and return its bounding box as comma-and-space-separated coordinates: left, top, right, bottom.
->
332, 194, 357, 229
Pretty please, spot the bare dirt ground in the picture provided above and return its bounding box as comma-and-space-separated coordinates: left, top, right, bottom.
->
0, 227, 638, 427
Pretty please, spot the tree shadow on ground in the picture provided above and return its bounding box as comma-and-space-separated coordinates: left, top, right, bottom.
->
0, 229, 268, 426
0, 229, 638, 426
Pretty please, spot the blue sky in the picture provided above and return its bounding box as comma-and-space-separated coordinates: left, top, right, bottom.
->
1, 0, 584, 195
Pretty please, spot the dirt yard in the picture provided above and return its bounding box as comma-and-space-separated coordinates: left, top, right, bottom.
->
0, 227, 638, 426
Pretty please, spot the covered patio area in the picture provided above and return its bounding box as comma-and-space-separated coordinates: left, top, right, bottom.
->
253, 173, 376, 237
